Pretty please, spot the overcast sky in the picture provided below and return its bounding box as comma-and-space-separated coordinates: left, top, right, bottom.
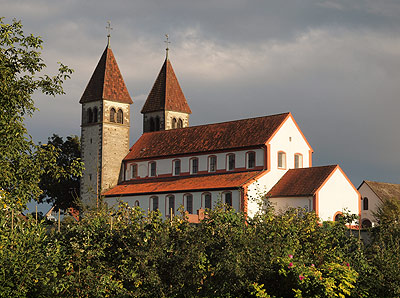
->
2, 0, 400, 187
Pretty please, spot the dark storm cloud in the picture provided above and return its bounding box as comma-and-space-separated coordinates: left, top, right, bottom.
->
2, 0, 400, 186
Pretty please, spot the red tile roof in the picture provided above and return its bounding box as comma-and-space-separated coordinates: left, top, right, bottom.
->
363, 180, 400, 201
80, 46, 132, 104
124, 113, 290, 160
103, 171, 263, 196
141, 58, 191, 114
267, 165, 338, 197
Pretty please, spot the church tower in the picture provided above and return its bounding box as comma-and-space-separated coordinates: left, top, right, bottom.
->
141, 49, 191, 133
79, 42, 132, 206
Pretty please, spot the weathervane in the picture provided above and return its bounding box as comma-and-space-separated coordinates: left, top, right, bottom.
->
106, 21, 113, 46
164, 34, 170, 59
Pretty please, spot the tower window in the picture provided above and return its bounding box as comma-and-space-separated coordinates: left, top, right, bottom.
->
172, 118, 177, 129
185, 194, 193, 214
178, 118, 183, 128
247, 151, 256, 169
88, 108, 93, 123
173, 160, 181, 176
209, 156, 217, 172
117, 109, 123, 124
190, 158, 198, 174
278, 151, 286, 169
93, 107, 98, 122
294, 154, 303, 168
110, 108, 116, 122
227, 154, 235, 171
149, 117, 155, 132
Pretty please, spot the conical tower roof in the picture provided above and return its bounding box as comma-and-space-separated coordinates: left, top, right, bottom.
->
141, 57, 191, 114
80, 45, 132, 104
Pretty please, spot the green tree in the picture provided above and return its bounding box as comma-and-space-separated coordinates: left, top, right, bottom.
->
39, 134, 83, 211
0, 18, 73, 210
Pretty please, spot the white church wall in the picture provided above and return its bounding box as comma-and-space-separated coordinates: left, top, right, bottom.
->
106, 189, 241, 219
358, 182, 381, 226
268, 115, 312, 171
124, 148, 264, 180
317, 168, 360, 222
268, 196, 314, 213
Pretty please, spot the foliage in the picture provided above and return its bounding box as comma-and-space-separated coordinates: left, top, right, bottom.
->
0, 18, 73, 210
373, 196, 400, 225
39, 134, 84, 211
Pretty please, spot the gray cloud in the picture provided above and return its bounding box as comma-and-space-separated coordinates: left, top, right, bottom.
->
3, 0, 400, 187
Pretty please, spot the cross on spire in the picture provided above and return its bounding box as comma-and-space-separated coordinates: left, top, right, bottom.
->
164, 34, 170, 59
106, 21, 113, 46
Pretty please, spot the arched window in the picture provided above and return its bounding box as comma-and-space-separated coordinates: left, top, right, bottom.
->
294, 153, 303, 168
151, 196, 159, 211
363, 197, 369, 210
155, 116, 160, 131
178, 118, 183, 128
173, 160, 181, 176
87, 108, 93, 123
208, 156, 217, 172
110, 108, 116, 122
278, 151, 286, 169
134, 200, 140, 207
334, 212, 343, 222
172, 118, 177, 129
204, 193, 212, 209
117, 109, 123, 124
167, 195, 175, 215
247, 151, 256, 169
185, 194, 193, 214
190, 158, 199, 174
227, 154, 235, 171
362, 219, 372, 228
224, 192, 232, 207
93, 107, 98, 123
149, 118, 155, 132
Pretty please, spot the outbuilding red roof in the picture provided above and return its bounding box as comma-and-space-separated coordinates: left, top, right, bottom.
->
141, 58, 191, 114
80, 45, 132, 104
124, 112, 290, 161
103, 171, 263, 196
267, 165, 338, 197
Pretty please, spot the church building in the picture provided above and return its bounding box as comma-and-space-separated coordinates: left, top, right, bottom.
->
80, 41, 360, 222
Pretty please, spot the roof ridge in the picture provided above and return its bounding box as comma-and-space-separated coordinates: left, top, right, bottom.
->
141, 112, 291, 135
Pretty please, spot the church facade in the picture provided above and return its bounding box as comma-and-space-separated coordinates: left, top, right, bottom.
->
80, 43, 360, 222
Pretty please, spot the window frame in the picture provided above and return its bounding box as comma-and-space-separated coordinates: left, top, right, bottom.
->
190, 157, 199, 175
184, 194, 193, 214
246, 151, 256, 169
87, 108, 93, 123
294, 153, 303, 169
173, 159, 181, 176
224, 191, 233, 207
117, 109, 123, 124
203, 192, 212, 209
131, 163, 138, 179
208, 155, 217, 172
150, 196, 159, 211
149, 161, 156, 177
172, 117, 177, 129
134, 200, 140, 207
93, 107, 98, 123
226, 153, 235, 171
166, 195, 175, 215
277, 151, 287, 169
363, 197, 369, 211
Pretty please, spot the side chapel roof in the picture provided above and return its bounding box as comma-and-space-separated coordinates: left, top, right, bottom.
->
80, 45, 132, 104
267, 165, 339, 197
141, 57, 191, 114
103, 171, 262, 196
124, 112, 290, 160
363, 180, 400, 201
